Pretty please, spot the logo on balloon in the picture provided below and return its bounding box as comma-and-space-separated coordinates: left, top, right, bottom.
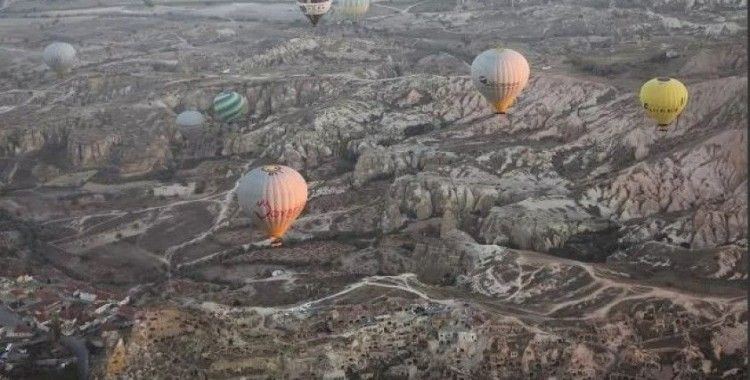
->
253, 199, 305, 221
477, 76, 522, 89
254, 199, 273, 221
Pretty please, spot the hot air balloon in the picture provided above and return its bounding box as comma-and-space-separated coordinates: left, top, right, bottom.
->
471, 48, 530, 115
336, 0, 369, 20
237, 165, 308, 246
212, 91, 248, 122
176, 110, 205, 129
639, 77, 688, 131
43, 42, 76, 78
298, 0, 332, 26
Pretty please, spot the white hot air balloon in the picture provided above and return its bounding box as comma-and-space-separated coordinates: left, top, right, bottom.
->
176, 110, 205, 129
298, 0, 332, 26
337, 0, 370, 20
43, 42, 77, 78
237, 165, 308, 246
470, 48, 530, 114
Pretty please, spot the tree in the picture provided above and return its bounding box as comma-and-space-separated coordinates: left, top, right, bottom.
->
372, 360, 390, 380
345, 366, 362, 380
49, 312, 61, 342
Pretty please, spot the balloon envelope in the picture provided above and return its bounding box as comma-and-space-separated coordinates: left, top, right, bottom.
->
337, 0, 369, 19
237, 165, 308, 240
471, 48, 530, 114
298, 0, 332, 26
639, 77, 688, 129
212, 91, 248, 122
176, 110, 205, 128
43, 42, 76, 76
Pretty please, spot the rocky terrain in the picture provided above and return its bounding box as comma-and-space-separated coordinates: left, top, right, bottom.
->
0, 0, 747, 379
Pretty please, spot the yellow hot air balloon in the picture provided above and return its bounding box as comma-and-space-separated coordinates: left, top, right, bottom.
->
471, 48, 530, 114
639, 77, 688, 131
237, 165, 308, 246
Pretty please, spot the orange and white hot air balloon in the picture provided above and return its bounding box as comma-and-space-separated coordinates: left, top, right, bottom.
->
237, 165, 308, 246
471, 48, 530, 114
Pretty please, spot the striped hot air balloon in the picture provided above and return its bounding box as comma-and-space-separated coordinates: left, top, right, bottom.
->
639, 77, 688, 131
212, 91, 248, 122
237, 165, 308, 246
175, 110, 205, 129
336, 0, 369, 20
471, 48, 530, 114
298, 0, 332, 26
43, 42, 77, 78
